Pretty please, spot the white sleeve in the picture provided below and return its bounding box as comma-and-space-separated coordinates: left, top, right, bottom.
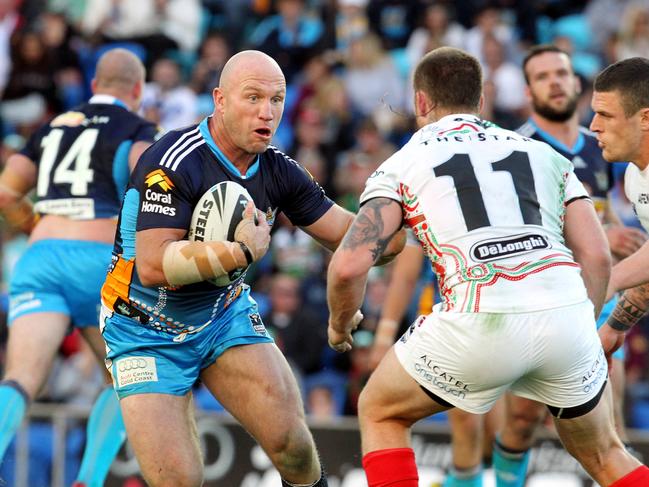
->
565, 170, 589, 203
359, 158, 401, 206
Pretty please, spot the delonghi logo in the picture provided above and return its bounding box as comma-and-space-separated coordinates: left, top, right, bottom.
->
471, 234, 550, 262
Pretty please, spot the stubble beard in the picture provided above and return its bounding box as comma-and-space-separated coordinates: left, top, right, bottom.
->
532, 94, 579, 123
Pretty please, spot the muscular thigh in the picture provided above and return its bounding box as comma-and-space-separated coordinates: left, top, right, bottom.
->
120, 392, 203, 484
200, 343, 305, 448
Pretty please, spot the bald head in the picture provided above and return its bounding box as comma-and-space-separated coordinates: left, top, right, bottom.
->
94, 48, 145, 92
219, 50, 284, 92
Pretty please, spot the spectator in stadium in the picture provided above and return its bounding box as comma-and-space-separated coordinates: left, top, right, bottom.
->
405, 3, 466, 71
327, 46, 649, 487
99, 49, 404, 487
614, 3, 649, 62
489, 43, 647, 487
264, 272, 328, 379
0, 48, 158, 487
142, 57, 198, 130
248, 0, 325, 84
189, 31, 230, 96
80, 0, 201, 68
481, 33, 528, 128
2, 30, 58, 127
343, 32, 405, 133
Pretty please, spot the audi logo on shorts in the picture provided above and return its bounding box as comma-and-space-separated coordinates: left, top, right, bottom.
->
118, 357, 148, 372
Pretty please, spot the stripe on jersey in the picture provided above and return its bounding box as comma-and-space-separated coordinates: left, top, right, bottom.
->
159, 128, 201, 170
170, 139, 205, 171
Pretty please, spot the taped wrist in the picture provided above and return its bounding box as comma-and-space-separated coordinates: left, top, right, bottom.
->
162, 240, 245, 286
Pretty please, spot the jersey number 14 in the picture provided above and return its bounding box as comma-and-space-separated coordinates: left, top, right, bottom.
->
37, 128, 98, 197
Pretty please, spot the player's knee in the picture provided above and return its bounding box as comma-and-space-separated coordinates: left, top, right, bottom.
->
267, 424, 318, 475
505, 405, 545, 442
357, 386, 381, 425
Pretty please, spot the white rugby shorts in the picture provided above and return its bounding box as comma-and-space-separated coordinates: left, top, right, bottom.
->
394, 300, 607, 414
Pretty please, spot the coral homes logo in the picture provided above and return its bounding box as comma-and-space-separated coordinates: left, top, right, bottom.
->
145, 169, 175, 192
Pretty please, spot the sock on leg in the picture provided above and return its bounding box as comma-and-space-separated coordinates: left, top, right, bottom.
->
0, 381, 29, 460
492, 437, 529, 487
610, 466, 649, 487
74, 387, 126, 487
281, 468, 328, 487
362, 448, 418, 487
443, 464, 483, 487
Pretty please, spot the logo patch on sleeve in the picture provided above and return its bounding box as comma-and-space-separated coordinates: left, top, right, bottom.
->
144, 169, 175, 192
115, 356, 158, 388
249, 313, 267, 335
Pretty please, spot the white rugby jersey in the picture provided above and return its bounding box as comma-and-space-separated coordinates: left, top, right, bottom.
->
624, 163, 649, 231
361, 114, 591, 313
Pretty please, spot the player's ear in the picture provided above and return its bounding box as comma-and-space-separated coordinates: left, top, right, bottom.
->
639, 107, 649, 131
414, 90, 431, 119
90, 78, 98, 95
478, 94, 485, 114
213, 87, 225, 113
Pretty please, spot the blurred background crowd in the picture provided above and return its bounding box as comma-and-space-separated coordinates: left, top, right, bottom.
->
0, 0, 649, 439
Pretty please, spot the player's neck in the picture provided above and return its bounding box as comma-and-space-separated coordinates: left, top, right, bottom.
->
209, 117, 256, 173
531, 113, 580, 148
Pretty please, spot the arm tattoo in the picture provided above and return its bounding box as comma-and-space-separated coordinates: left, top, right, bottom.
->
608, 289, 649, 331
342, 198, 394, 262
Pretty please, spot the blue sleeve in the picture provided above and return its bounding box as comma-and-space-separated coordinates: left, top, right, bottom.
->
134, 138, 196, 232
19, 123, 49, 163
133, 120, 162, 144
277, 155, 334, 227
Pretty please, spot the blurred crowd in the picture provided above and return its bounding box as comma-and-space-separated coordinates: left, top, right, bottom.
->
1, 0, 649, 434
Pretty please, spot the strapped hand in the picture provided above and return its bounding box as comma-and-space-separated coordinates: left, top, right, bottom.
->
235, 202, 270, 262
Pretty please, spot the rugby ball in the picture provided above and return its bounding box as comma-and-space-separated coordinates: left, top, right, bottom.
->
188, 181, 254, 287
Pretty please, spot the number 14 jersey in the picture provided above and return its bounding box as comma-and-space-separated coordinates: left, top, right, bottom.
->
20, 95, 158, 220
362, 114, 590, 313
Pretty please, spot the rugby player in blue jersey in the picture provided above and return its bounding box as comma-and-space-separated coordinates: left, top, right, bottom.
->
0, 49, 158, 487
100, 50, 403, 487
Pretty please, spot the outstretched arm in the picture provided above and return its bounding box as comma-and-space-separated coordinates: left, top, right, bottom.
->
327, 197, 403, 352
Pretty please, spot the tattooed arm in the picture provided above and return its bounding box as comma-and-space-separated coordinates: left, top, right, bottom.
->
302, 203, 406, 262
326, 197, 403, 352
600, 284, 649, 362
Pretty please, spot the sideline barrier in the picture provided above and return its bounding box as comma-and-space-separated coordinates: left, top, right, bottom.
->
2, 403, 648, 487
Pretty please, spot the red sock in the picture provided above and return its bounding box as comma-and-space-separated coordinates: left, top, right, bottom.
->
362, 448, 418, 487
610, 466, 649, 486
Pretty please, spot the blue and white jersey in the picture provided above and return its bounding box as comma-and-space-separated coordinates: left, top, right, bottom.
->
102, 117, 333, 332
518, 119, 613, 218
21, 95, 158, 219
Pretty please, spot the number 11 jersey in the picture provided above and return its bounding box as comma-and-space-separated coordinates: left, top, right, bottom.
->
361, 114, 591, 313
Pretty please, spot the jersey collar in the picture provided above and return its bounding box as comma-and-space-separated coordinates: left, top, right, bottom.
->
527, 118, 584, 155
88, 94, 129, 110
198, 117, 259, 180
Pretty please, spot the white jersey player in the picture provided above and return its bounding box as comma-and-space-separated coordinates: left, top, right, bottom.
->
327, 47, 647, 487
364, 114, 589, 316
